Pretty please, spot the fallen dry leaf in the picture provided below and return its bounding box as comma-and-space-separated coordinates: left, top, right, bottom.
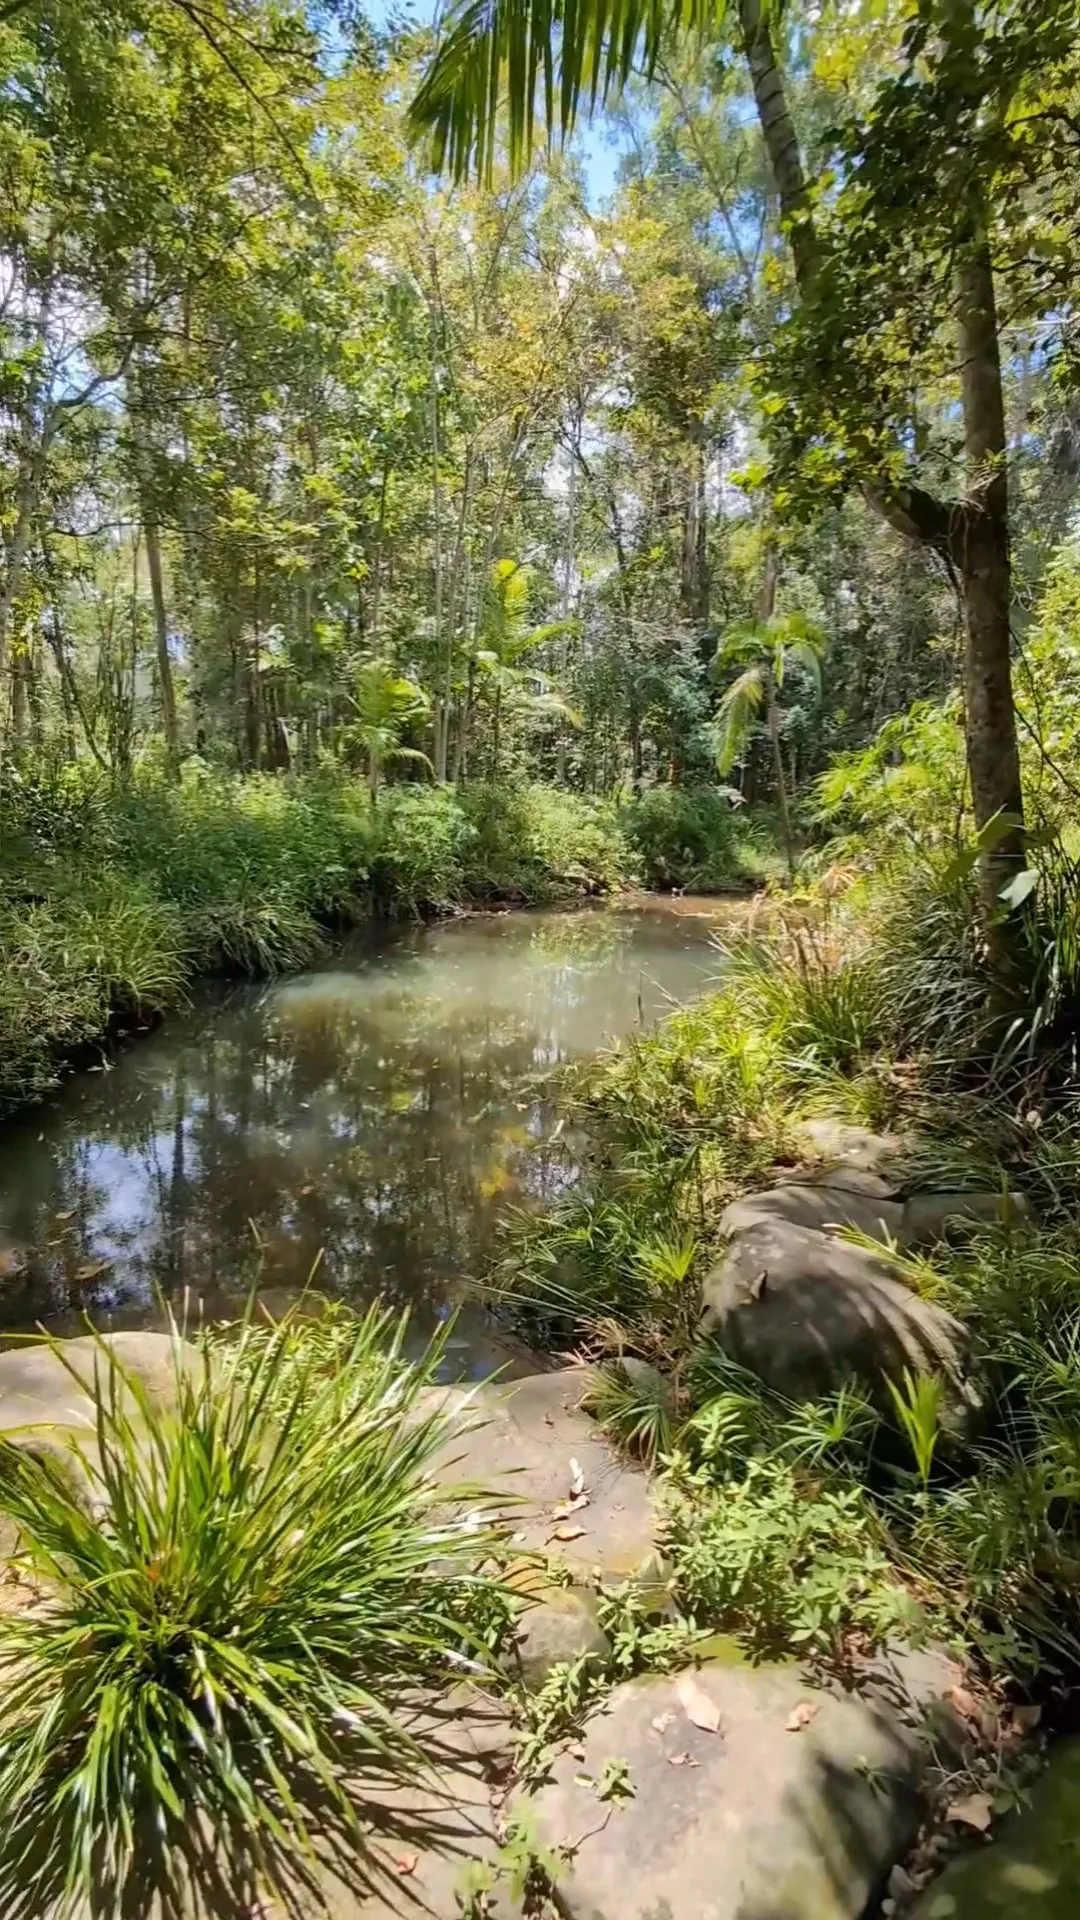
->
298, 1184, 316, 1197
675, 1674, 721, 1734
946, 1793, 993, 1833
73, 1262, 108, 1282
1012, 1703, 1042, 1734
785, 1701, 822, 1734
666, 1751, 701, 1768
543, 1413, 555, 1428
550, 1523, 587, 1542
394, 1853, 418, 1877
650, 1710, 677, 1735
948, 1685, 981, 1723
54, 1210, 74, 1222
569, 1457, 586, 1498
564, 1740, 586, 1761
552, 1491, 590, 1520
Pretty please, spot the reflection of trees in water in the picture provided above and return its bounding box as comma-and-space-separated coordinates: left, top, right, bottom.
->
0, 988, 574, 1333
0, 911, 711, 1337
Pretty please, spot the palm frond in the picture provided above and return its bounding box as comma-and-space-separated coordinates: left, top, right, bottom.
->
713, 663, 764, 774
408, 0, 723, 181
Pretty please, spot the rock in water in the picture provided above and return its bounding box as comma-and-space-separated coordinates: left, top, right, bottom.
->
520, 1659, 923, 1920
911, 1739, 1080, 1918
701, 1218, 972, 1408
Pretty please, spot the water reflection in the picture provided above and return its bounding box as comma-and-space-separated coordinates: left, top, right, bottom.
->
0, 903, 723, 1368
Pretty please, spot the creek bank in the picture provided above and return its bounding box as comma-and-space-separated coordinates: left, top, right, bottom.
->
0, 1334, 976, 1920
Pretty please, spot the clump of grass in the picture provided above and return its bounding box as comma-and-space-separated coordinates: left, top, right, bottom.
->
0, 1305, 506, 1920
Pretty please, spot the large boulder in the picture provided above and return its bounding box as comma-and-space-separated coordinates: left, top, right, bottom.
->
720, 1171, 905, 1247
911, 1737, 1080, 1918
0, 1332, 194, 1441
701, 1219, 972, 1407
520, 1659, 924, 1920
901, 1189, 1030, 1246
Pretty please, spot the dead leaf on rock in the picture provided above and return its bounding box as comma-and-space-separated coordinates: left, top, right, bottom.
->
550, 1524, 587, 1542
948, 1685, 981, 1724
675, 1674, 721, 1733
394, 1853, 418, 1877
946, 1793, 993, 1833
666, 1751, 701, 1768
569, 1457, 586, 1498
785, 1701, 821, 1734
552, 1492, 590, 1520
650, 1710, 677, 1735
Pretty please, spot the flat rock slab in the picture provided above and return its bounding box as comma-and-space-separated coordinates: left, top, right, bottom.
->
702, 1219, 970, 1405
912, 1737, 1080, 1918
522, 1660, 922, 1920
429, 1369, 657, 1583
0, 1332, 194, 1437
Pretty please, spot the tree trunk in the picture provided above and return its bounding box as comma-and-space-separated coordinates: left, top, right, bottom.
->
954, 205, 1024, 921
737, 0, 820, 291
130, 376, 180, 773
736, 0, 1024, 930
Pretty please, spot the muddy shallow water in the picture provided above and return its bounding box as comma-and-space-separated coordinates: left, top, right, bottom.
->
0, 898, 736, 1372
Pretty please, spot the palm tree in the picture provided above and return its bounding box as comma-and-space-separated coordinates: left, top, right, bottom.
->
348, 660, 432, 804
476, 559, 578, 781
713, 610, 823, 881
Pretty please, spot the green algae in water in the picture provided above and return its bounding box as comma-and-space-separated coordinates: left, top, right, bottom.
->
914, 1739, 1080, 1918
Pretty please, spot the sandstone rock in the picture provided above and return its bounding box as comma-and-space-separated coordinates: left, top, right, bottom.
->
512, 1585, 611, 1689
427, 1368, 657, 1584
520, 1659, 923, 1920
911, 1737, 1080, 1918
902, 1189, 1030, 1246
793, 1118, 907, 1175
701, 1219, 971, 1406
0, 1331, 196, 1440
721, 1178, 905, 1247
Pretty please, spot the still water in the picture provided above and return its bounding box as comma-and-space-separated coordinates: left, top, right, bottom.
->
0, 900, 725, 1371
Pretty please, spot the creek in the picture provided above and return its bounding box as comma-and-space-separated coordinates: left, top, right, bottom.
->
0, 899, 729, 1371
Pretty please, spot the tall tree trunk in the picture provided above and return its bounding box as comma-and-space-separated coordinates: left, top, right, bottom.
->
758, 546, 796, 882
130, 375, 180, 773
954, 203, 1024, 919
736, 0, 1024, 923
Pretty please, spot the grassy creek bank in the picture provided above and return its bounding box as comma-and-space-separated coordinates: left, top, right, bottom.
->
0, 765, 780, 1116
478, 864, 1080, 1916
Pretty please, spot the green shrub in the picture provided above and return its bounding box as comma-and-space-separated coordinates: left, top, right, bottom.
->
460, 782, 630, 901
662, 1455, 918, 1658
620, 786, 771, 893
0, 1306, 506, 1920
367, 784, 473, 912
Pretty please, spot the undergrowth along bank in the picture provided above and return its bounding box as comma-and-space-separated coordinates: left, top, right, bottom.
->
497, 852, 1080, 1692
0, 764, 775, 1114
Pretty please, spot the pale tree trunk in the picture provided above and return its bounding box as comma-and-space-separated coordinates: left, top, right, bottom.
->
129, 373, 180, 773
757, 545, 796, 882
736, 0, 1024, 923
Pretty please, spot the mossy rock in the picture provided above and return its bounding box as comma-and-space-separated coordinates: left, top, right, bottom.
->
913, 1740, 1080, 1918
